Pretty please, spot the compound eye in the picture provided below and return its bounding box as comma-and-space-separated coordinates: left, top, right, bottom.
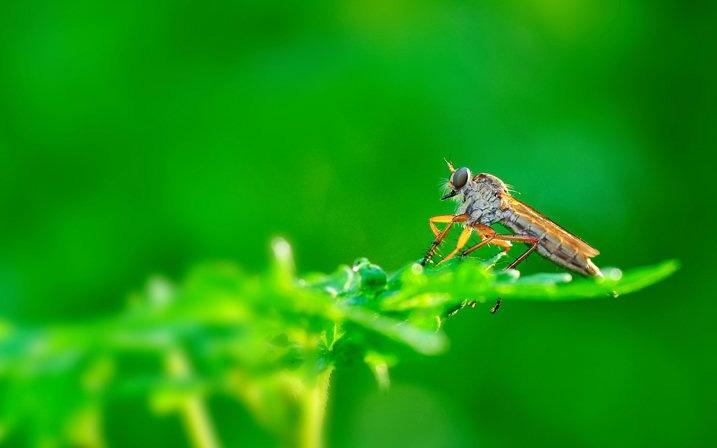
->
452, 167, 469, 189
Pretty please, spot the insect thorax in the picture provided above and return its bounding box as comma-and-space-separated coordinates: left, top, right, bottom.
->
457, 173, 511, 226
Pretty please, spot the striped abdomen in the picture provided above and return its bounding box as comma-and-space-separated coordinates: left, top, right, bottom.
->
502, 198, 602, 277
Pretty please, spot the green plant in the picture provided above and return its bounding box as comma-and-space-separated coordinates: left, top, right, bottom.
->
0, 239, 677, 448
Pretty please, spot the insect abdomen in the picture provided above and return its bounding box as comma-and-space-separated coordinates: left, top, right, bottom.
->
504, 212, 602, 277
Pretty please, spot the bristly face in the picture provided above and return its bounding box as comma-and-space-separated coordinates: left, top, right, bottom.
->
442, 166, 471, 200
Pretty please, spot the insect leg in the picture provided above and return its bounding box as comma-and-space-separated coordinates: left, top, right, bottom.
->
420, 214, 467, 266
485, 234, 540, 314
476, 225, 512, 252
459, 228, 540, 313
436, 226, 473, 265
505, 238, 540, 270
428, 214, 457, 237
460, 225, 499, 257
459, 230, 503, 313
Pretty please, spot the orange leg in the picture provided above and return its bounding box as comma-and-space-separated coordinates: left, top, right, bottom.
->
460, 224, 514, 257
428, 214, 459, 237
476, 225, 512, 252
460, 225, 498, 257
420, 214, 467, 266
462, 226, 538, 257
488, 235, 540, 314
436, 226, 473, 265
477, 233, 540, 269
460, 225, 541, 314
505, 239, 540, 270
459, 233, 497, 257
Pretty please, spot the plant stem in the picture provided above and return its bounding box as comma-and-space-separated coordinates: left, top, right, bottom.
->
299, 366, 334, 448
165, 348, 221, 448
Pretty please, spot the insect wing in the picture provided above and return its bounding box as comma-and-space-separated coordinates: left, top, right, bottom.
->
507, 197, 600, 258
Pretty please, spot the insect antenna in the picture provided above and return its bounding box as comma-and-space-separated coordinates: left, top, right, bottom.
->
443, 157, 456, 172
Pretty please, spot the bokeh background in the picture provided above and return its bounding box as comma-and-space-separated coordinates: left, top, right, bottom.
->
1, 0, 715, 447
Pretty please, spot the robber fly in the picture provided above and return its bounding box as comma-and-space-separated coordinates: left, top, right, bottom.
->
421, 161, 602, 310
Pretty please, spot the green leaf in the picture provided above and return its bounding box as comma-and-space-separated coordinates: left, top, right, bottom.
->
340, 306, 447, 356
495, 260, 680, 301
0, 239, 678, 446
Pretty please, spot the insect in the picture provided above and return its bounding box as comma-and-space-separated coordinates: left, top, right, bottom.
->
421, 161, 603, 311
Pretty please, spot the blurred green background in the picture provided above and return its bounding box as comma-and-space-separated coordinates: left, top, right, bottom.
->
0, 0, 714, 446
